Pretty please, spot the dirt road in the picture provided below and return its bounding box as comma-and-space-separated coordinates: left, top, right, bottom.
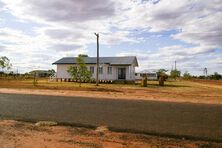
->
0, 93, 221, 141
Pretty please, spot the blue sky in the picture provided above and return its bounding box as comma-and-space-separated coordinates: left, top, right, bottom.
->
0, 0, 222, 75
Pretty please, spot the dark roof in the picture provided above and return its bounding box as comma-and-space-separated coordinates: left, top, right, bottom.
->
29, 70, 50, 74
53, 56, 138, 66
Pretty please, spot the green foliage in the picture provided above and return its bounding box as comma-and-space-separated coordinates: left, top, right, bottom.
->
157, 69, 168, 81
157, 69, 168, 74
48, 69, 56, 77
0, 56, 12, 71
67, 55, 92, 87
170, 70, 181, 79
209, 72, 222, 80
198, 75, 206, 79
78, 54, 88, 57
183, 71, 192, 80
197, 72, 222, 80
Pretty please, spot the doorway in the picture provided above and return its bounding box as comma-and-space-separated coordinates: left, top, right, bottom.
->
118, 68, 126, 80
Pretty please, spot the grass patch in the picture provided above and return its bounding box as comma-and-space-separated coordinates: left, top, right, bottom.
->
0, 78, 222, 104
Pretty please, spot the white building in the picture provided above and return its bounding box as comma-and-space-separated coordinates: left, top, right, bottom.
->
53, 56, 138, 82
135, 70, 158, 80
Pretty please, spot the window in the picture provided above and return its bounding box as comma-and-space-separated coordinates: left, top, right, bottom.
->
99, 67, 103, 74
147, 73, 157, 77
107, 66, 112, 74
90, 66, 94, 74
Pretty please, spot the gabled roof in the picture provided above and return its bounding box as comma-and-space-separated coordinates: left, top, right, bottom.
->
53, 56, 138, 66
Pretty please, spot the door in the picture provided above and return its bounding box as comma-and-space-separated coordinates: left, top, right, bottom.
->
118, 68, 126, 80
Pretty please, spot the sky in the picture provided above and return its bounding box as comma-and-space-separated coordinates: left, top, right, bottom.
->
0, 0, 222, 75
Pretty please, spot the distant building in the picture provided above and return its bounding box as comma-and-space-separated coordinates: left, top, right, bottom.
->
135, 70, 158, 80
29, 70, 52, 77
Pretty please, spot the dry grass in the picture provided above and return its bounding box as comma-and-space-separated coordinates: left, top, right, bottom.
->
0, 78, 222, 104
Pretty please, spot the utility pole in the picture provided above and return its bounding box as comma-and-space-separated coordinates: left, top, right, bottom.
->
204, 67, 207, 77
95, 33, 99, 86
175, 61, 177, 70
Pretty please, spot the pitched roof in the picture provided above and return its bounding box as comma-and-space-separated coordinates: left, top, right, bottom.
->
53, 56, 138, 66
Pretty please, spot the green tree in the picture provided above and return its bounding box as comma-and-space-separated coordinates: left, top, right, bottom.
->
183, 71, 192, 80
170, 70, 181, 79
210, 72, 222, 80
78, 54, 88, 57
0, 56, 12, 72
48, 69, 56, 77
157, 69, 167, 75
157, 69, 168, 81
67, 55, 92, 87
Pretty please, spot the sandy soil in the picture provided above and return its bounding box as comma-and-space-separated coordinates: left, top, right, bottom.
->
0, 120, 221, 148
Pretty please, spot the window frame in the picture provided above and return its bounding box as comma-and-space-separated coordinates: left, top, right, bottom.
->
99, 66, 103, 74
107, 66, 112, 74
90, 66, 94, 74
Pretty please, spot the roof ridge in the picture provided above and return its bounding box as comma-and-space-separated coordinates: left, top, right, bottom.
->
62, 56, 136, 58
53, 56, 138, 67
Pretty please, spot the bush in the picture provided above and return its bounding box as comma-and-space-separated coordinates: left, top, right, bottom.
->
183, 72, 192, 80
170, 70, 181, 79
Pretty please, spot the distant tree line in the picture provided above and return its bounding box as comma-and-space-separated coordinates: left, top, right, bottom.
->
0, 56, 56, 79
182, 71, 222, 80
156, 68, 222, 81
193, 72, 222, 80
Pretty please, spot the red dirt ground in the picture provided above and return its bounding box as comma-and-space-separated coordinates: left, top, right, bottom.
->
0, 120, 221, 148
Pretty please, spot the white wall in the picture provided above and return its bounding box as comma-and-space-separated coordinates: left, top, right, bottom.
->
56, 64, 136, 80
57, 64, 73, 79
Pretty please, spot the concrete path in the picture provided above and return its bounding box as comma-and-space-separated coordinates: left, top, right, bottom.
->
0, 93, 221, 141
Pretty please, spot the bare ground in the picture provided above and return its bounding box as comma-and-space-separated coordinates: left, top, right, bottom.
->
0, 120, 221, 148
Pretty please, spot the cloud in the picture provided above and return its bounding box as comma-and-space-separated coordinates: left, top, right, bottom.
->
0, 1, 5, 11
211, 59, 222, 65
50, 44, 84, 52
118, 45, 222, 75
1, 0, 222, 74
101, 30, 143, 45
40, 27, 93, 45
5, 0, 221, 51
0, 27, 90, 72
172, 12, 222, 49
115, 0, 222, 52
3, 0, 116, 23
44, 28, 84, 39
0, 45, 6, 52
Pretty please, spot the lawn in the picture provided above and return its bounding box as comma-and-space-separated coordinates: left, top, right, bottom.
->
0, 78, 222, 104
